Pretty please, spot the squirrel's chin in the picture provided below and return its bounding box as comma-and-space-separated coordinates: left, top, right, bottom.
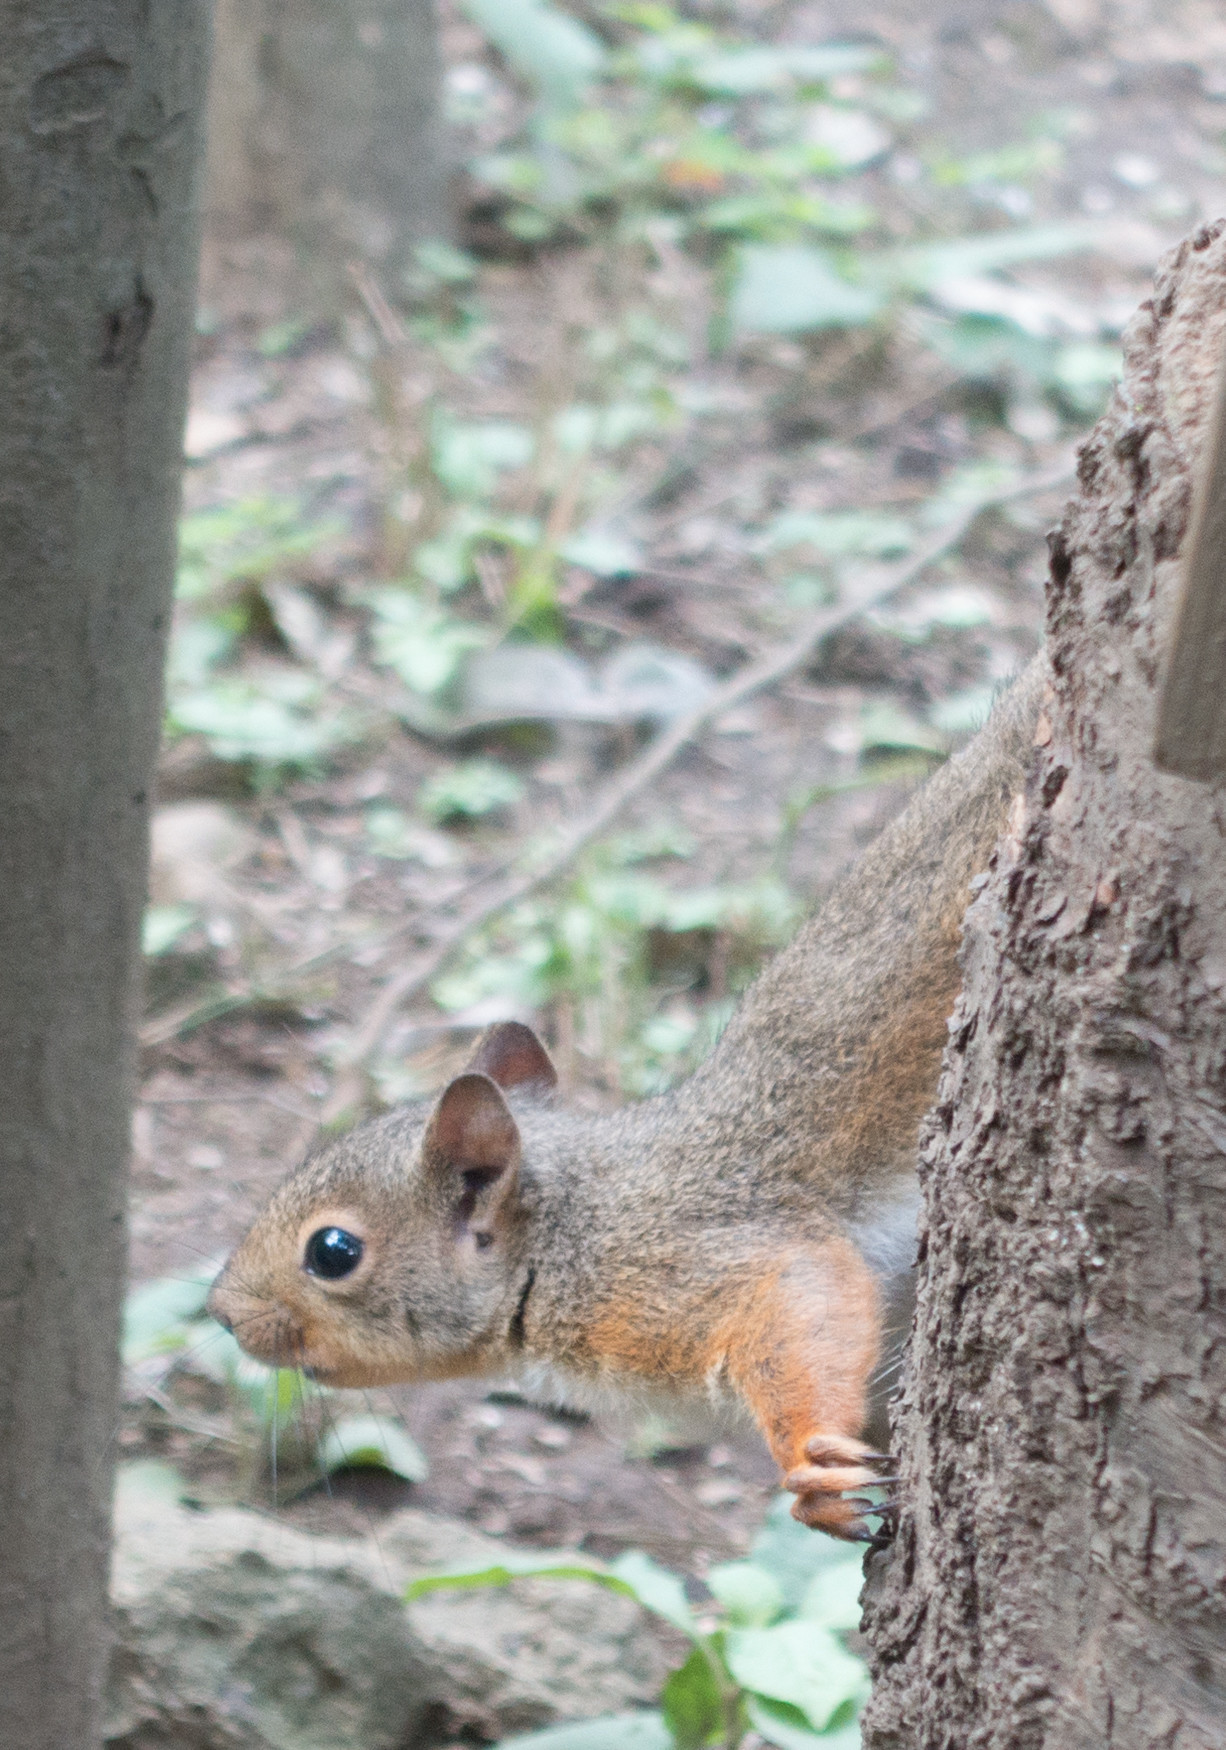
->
297, 1354, 391, 1388
296, 1348, 429, 1388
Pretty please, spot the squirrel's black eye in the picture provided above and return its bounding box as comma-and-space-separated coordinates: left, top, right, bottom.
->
303, 1226, 364, 1280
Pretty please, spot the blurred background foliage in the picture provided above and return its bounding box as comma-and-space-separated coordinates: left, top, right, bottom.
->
159, 0, 1142, 1100
128, 2, 1226, 1738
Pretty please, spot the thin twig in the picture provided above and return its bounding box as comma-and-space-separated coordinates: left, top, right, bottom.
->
140, 988, 259, 1049
322, 462, 1073, 1119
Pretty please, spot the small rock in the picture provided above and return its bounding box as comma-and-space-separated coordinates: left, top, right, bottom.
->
107, 1483, 668, 1750
184, 407, 247, 459
533, 1426, 572, 1451
149, 802, 252, 906
390, 1511, 668, 1742
694, 1478, 743, 1508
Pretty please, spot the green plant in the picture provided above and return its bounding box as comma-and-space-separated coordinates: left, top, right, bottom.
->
420, 758, 528, 823
166, 670, 362, 783
367, 587, 492, 693
407, 1492, 871, 1750
167, 497, 362, 786
457, 0, 1102, 360
431, 830, 798, 1095
175, 497, 337, 604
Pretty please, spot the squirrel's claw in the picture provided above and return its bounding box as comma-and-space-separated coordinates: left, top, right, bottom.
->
784, 1431, 898, 1541
789, 1488, 878, 1541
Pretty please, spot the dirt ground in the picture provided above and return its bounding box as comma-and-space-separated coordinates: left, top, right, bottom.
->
124, 0, 1226, 1579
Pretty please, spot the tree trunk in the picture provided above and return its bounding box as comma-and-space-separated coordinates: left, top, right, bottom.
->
204, 0, 450, 316
862, 221, 1226, 1749
0, 8, 210, 1744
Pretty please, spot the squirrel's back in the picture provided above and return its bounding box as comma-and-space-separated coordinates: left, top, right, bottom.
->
665, 654, 1046, 1209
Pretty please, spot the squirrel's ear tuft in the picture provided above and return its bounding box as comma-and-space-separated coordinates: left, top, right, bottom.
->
465, 1021, 558, 1094
422, 1072, 521, 1187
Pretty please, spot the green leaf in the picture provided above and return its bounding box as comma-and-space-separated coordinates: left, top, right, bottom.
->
365, 805, 457, 866
1051, 340, 1121, 391
142, 903, 198, 958
918, 459, 1020, 527
174, 1325, 307, 1437
932, 138, 1063, 188
1050, 340, 1121, 414
404, 1501, 703, 1638
609, 1548, 700, 1636
904, 584, 995, 630
746, 1694, 862, 1750
368, 590, 489, 696
176, 497, 337, 601
761, 510, 912, 559
920, 310, 1052, 384
730, 245, 886, 334
405, 1554, 638, 1603
797, 1562, 864, 1633
661, 1646, 728, 1750
888, 222, 1099, 291
725, 1621, 868, 1732
114, 1460, 190, 1509
257, 1362, 307, 1435
167, 672, 358, 773
256, 318, 311, 359
420, 759, 526, 823
706, 1561, 785, 1626
432, 417, 535, 501
857, 701, 946, 757
561, 529, 643, 577
413, 511, 541, 594
749, 1494, 860, 1612
928, 685, 998, 737
692, 44, 880, 95
646, 40, 881, 96
123, 1274, 212, 1364
801, 104, 891, 170
637, 1010, 699, 1058
461, 0, 606, 107
166, 616, 236, 689
495, 1714, 672, 1750
317, 1415, 429, 1482
432, 939, 552, 1014
412, 239, 480, 288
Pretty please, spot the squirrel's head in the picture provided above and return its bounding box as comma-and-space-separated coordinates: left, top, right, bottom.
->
206, 1022, 557, 1386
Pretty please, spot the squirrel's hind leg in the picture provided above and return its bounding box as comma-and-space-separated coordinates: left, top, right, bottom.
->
717, 1240, 891, 1540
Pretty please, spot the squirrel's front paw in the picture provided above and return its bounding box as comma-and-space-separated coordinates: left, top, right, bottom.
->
784, 1432, 894, 1542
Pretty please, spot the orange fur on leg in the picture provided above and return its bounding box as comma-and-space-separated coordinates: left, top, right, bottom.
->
714, 1241, 889, 1540
580, 1236, 890, 1539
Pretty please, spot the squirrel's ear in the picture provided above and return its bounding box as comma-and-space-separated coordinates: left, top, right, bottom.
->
422, 1073, 521, 1229
465, 1021, 558, 1094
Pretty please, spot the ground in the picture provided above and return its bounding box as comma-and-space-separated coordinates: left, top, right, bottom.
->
123, 0, 1226, 1581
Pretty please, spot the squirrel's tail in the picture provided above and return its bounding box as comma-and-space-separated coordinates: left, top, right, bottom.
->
685, 654, 1047, 1193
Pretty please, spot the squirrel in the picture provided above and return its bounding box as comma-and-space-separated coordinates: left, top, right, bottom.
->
208, 655, 1044, 1540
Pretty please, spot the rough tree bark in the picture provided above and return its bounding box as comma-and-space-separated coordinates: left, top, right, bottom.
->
204, 0, 449, 315
0, 8, 210, 1744
862, 223, 1226, 1748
